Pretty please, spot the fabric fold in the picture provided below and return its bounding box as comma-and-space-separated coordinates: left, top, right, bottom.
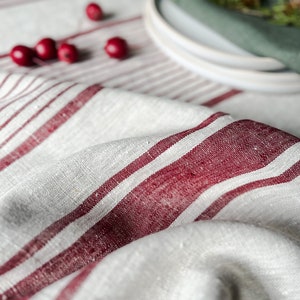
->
24, 221, 300, 300
1, 71, 300, 298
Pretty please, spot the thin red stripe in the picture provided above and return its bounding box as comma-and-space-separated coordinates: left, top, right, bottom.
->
0, 112, 223, 274
0, 112, 224, 297
0, 78, 48, 113
139, 66, 184, 94
2, 75, 39, 101
0, 84, 102, 172
111, 59, 174, 90
0, 0, 41, 8
169, 79, 210, 102
202, 89, 242, 107
3, 119, 299, 299
60, 16, 142, 43
0, 82, 63, 131
0, 74, 26, 100
0, 74, 11, 91
0, 53, 9, 59
30, 25, 150, 81
184, 83, 221, 103
0, 16, 142, 60
92, 53, 165, 85
55, 262, 97, 300
69, 18, 146, 44
196, 160, 300, 221
0, 83, 77, 149
61, 46, 160, 84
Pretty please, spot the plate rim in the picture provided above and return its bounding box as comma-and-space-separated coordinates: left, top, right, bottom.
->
147, 0, 285, 71
144, 10, 300, 93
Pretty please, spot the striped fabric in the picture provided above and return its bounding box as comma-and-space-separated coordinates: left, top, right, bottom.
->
0, 0, 42, 8
1, 0, 300, 299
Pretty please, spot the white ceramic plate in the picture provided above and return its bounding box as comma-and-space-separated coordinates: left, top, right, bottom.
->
144, 9, 300, 93
147, 0, 285, 71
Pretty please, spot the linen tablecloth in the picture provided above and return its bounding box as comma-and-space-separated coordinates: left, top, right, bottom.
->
1, 0, 300, 299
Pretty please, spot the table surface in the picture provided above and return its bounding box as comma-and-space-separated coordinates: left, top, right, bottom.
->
0, 0, 299, 136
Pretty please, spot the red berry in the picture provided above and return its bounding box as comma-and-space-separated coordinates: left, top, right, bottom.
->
10, 45, 35, 67
86, 3, 103, 21
57, 43, 79, 63
104, 37, 128, 59
35, 38, 57, 60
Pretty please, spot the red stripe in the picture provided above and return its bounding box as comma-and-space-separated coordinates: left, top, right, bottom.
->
55, 262, 97, 300
0, 16, 142, 60
31, 26, 150, 82
0, 74, 26, 100
184, 84, 221, 103
0, 53, 9, 59
1, 75, 38, 101
0, 83, 77, 148
202, 89, 241, 107
0, 0, 41, 8
0, 78, 48, 113
0, 84, 102, 171
91, 53, 165, 85
0, 73, 11, 90
61, 45, 160, 84
112, 59, 175, 90
7, 76, 41, 100
0, 82, 63, 131
0, 112, 224, 298
2, 119, 299, 299
0, 112, 223, 274
196, 160, 300, 221
139, 66, 184, 94
60, 16, 142, 43
170, 80, 211, 102
48, 54, 111, 82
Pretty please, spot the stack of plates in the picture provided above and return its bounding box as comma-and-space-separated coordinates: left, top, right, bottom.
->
144, 0, 300, 93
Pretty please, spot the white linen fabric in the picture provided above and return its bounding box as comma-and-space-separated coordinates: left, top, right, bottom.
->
31, 222, 300, 300
1, 0, 300, 299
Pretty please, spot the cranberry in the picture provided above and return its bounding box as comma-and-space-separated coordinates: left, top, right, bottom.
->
35, 38, 57, 60
10, 45, 35, 66
104, 37, 128, 59
86, 3, 103, 21
57, 43, 79, 63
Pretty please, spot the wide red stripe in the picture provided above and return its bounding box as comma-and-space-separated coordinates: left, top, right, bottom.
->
0, 112, 223, 278
0, 83, 77, 148
202, 89, 241, 107
3, 119, 299, 299
0, 84, 102, 171
196, 160, 300, 221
